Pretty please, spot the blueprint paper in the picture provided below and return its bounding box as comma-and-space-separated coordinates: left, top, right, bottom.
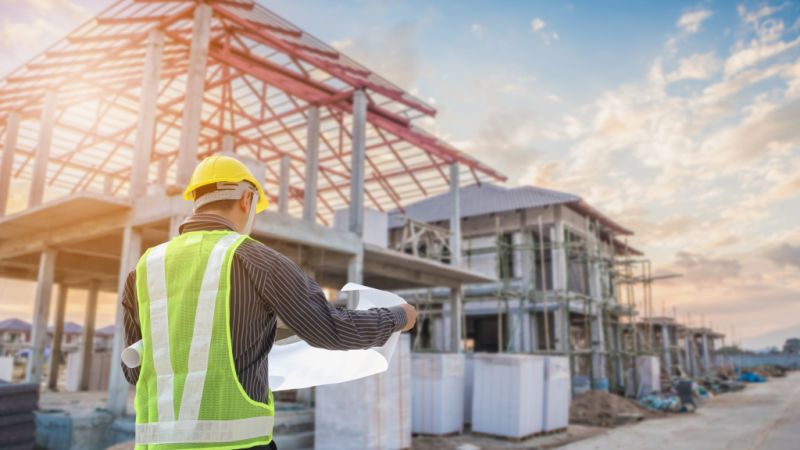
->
119, 283, 405, 391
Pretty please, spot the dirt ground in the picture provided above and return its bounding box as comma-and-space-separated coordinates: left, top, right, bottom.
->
561, 371, 800, 450
412, 425, 606, 450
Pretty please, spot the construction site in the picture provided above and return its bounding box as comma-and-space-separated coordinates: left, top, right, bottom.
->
0, 1, 799, 449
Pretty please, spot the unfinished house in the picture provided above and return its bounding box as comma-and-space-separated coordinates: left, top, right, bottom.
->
683, 327, 725, 378
389, 183, 644, 393
0, 0, 504, 446
642, 316, 687, 377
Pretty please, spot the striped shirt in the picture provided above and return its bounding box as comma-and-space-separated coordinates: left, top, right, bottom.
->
121, 213, 406, 403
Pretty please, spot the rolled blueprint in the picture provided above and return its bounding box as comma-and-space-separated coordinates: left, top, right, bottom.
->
119, 283, 405, 390
121, 339, 143, 369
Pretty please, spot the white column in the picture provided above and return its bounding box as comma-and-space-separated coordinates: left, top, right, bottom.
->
175, 4, 212, 187
79, 280, 100, 391
130, 30, 164, 198
701, 333, 711, 374
107, 226, 142, 416
279, 155, 290, 214
662, 324, 672, 376
0, 112, 20, 215
591, 311, 607, 384
551, 209, 569, 353
303, 106, 320, 222
25, 248, 57, 384
348, 90, 367, 236
346, 250, 364, 309
450, 286, 463, 353
221, 134, 234, 153
47, 283, 68, 391
449, 162, 461, 266
29, 91, 57, 207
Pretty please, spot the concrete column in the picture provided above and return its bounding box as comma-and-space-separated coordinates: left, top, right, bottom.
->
591, 310, 607, 385
221, 134, 234, 153
130, 30, 164, 198
662, 324, 672, 376
25, 248, 57, 384
675, 331, 685, 374
47, 283, 68, 391
279, 155, 290, 214
175, 3, 212, 187
551, 210, 569, 353
684, 336, 694, 377
79, 280, 100, 391
0, 111, 20, 215
29, 91, 57, 207
348, 90, 367, 236
450, 286, 463, 353
449, 163, 461, 266
701, 333, 711, 374
303, 106, 320, 222
346, 250, 363, 309
107, 226, 142, 416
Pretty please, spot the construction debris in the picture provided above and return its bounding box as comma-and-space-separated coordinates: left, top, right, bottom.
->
569, 391, 659, 427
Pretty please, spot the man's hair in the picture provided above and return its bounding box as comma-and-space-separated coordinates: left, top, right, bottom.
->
193, 183, 238, 213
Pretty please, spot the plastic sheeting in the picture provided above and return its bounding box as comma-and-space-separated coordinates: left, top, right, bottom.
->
121, 283, 406, 392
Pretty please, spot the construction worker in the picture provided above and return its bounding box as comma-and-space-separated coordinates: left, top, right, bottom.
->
121, 155, 417, 450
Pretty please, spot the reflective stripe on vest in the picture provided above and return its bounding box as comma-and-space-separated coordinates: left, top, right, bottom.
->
135, 232, 274, 446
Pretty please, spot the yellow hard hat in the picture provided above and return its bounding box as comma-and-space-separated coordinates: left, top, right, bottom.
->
183, 155, 269, 213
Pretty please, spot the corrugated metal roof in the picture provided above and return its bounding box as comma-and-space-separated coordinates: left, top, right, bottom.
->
0, 318, 31, 332
389, 182, 633, 235
389, 183, 579, 228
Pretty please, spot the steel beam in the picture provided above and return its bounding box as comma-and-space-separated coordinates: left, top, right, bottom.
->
130, 30, 165, 198
25, 248, 57, 384
0, 112, 19, 215
302, 106, 319, 222
29, 91, 57, 207
175, 3, 212, 187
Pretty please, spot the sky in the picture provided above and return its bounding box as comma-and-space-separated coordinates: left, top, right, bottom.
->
1, 0, 799, 349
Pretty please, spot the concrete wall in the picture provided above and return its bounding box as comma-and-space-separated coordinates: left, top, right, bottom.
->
715, 353, 800, 369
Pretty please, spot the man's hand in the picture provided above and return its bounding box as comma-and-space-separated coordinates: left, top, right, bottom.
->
399, 303, 417, 331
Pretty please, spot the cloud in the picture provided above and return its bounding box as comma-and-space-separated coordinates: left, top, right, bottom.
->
725, 36, 800, 76
27, 0, 89, 21
531, 17, 559, 44
763, 243, 800, 269
677, 8, 712, 34
666, 52, 721, 82
470, 23, 486, 38
330, 38, 354, 51
0, 18, 57, 52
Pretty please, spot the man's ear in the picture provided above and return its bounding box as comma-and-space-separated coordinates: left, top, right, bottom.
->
239, 190, 252, 213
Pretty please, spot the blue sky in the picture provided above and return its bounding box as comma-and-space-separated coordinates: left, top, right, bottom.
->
1, 0, 800, 348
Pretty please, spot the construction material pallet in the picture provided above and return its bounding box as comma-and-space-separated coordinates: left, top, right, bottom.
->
537, 427, 568, 436
412, 431, 461, 438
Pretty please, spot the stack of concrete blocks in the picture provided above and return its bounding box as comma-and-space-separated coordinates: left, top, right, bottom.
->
471, 354, 544, 439
0, 381, 38, 449
411, 353, 464, 435
463, 354, 475, 424
626, 356, 661, 397
542, 356, 570, 432
315, 334, 411, 450
0, 356, 13, 381
65, 351, 112, 391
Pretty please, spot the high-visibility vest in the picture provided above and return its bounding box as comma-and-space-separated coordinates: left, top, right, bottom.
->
134, 230, 274, 449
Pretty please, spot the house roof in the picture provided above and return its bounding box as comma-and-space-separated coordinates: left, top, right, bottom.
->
48, 321, 83, 334
0, 318, 31, 332
96, 325, 115, 336
389, 183, 633, 235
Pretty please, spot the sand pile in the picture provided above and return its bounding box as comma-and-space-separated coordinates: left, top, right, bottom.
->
570, 391, 659, 427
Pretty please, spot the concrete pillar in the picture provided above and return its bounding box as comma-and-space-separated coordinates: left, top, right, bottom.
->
25, 248, 57, 384
221, 134, 234, 153
346, 251, 363, 309
348, 90, 367, 236
449, 163, 461, 266
303, 106, 320, 222
450, 286, 463, 353
279, 155, 290, 214
130, 30, 164, 198
551, 210, 569, 353
79, 280, 100, 391
0, 111, 20, 215
614, 324, 625, 389
675, 331, 685, 374
29, 91, 57, 207
107, 226, 142, 416
591, 310, 607, 385
175, 3, 212, 187
662, 324, 672, 376
701, 333, 711, 374
47, 283, 68, 391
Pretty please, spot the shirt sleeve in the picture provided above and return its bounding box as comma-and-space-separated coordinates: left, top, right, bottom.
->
241, 243, 407, 351
121, 270, 141, 385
